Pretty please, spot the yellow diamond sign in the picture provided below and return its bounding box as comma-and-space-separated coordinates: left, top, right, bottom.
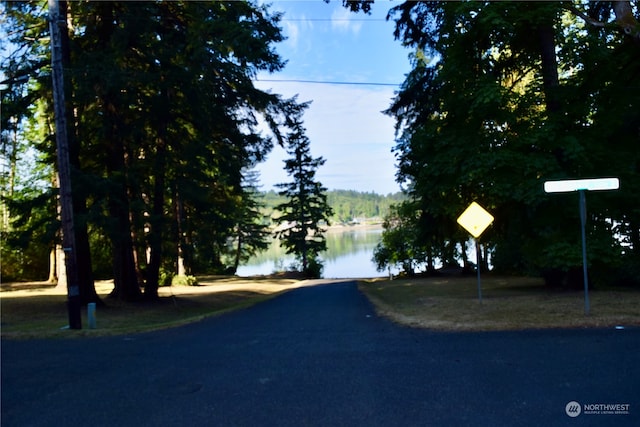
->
457, 202, 494, 238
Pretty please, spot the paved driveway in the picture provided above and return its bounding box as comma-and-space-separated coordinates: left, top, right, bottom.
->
2, 281, 638, 426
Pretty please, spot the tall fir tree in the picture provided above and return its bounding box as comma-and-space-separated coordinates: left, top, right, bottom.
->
274, 103, 333, 278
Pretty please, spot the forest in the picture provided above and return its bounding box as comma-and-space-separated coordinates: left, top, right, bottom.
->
1, 1, 316, 301
262, 189, 405, 224
1, 0, 639, 306
356, 0, 640, 288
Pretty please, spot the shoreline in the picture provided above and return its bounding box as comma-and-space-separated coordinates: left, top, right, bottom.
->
326, 221, 383, 233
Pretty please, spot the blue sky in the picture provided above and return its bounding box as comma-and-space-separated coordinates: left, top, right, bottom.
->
254, 0, 413, 195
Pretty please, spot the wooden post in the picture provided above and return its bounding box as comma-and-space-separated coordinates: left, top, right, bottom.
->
49, 0, 81, 329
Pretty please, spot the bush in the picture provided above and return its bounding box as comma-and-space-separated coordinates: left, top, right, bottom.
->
303, 257, 324, 279
171, 275, 199, 286
159, 269, 174, 287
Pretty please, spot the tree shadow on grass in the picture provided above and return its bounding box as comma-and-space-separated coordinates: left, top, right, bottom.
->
1, 286, 281, 339
0, 281, 58, 292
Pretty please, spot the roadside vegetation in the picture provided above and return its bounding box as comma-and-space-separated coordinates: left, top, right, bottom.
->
0, 277, 302, 339
359, 275, 640, 331
369, 2, 640, 289
3, 275, 639, 340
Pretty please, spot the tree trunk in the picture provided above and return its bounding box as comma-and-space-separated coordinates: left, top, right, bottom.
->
107, 183, 141, 301
460, 239, 472, 273
54, 243, 66, 289
475, 240, 483, 275
130, 211, 146, 288
175, 189, 187, 277
48, 247, 57, 284
630, 218, 640, 257
442, 240, 457, 267
74, 218, 100, 304
102, 100, 141, 301
2, 111, 18, 230
144, 123, 167, 301
233, 232, 243, 274
426, 250, 435, 274
52, 172, 63, 287
536, 17, 560, 114
91, 2, 140, 301
613, 1, 640, 42
482, 243, 490, 272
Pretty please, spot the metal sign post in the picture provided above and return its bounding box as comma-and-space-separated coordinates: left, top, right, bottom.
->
579, 190, 589, 315
544, 177, 619, 316
457, 202, 494, 304
475, 237, 483, 304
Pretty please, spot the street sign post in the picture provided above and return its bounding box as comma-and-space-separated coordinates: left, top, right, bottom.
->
457, 202, 494, 304
544, 177, 620, 316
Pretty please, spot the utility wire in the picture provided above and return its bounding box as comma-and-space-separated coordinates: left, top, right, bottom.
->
256, 78, 400, 87
280, 19, 388, 22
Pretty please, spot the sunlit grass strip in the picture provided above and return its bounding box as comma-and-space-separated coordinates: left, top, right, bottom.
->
358, 276, 640, 331
1, 278, 301, 339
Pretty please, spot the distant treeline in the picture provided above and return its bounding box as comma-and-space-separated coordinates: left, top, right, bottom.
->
261, 190, 406, 223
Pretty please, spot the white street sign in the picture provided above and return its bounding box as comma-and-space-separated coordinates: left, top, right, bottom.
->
544, 178, 619, 193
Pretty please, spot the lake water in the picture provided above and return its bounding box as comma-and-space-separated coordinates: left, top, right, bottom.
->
236, 226, 394, 279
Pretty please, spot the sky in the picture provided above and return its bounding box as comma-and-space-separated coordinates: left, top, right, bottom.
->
254, 0, 413, 195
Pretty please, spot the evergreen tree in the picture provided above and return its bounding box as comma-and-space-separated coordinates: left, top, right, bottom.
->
346, 1, 640, 286
274, 103, 333, 277
1, 1, 303, 299
228, 169, 271, 274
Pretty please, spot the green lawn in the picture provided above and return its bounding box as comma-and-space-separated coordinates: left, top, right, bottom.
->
359, 275, 640, 331
3, 275, 638, 338
1, 277, 301, 339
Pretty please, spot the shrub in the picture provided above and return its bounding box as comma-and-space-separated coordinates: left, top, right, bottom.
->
159, 269, 174, 287
303, 257, 324, 279
171, 275, 199, 286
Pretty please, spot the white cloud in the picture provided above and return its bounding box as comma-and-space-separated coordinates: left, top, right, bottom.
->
331, 7, 363, 35
283, 20, 300, 49
282, 14, 314, 53
254, 79, 401, 194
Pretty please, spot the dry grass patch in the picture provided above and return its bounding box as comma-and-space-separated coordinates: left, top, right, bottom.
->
1, 276, 304, 339
359, 276, 640, 331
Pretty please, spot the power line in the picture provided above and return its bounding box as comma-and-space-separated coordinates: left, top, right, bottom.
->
280, 18, 388, 22
256, 78, 400, 87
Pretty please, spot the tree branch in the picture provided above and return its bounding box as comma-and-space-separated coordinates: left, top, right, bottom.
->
612, 1, 640, 40
565, 4, 605, 28
566, 2, 640, 42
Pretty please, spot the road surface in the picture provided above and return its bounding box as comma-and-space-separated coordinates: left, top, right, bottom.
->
2, 281, 638, 426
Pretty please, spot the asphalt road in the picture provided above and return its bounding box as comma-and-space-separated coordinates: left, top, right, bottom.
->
2, 281, 638, 426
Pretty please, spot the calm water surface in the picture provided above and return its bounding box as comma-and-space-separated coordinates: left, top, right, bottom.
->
236, 226, 393, 279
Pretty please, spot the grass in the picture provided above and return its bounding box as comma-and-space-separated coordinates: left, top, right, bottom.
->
3, 275, 639, 338
358, 275, 640, 331
1, 276, 304, 339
